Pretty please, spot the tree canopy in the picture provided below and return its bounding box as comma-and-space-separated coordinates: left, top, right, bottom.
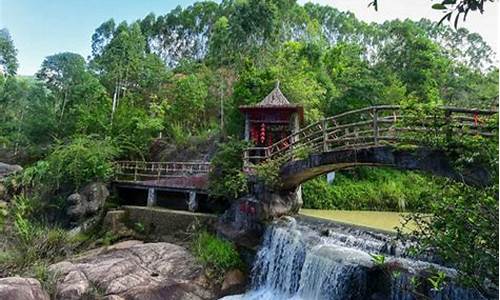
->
0, 0, 497, 159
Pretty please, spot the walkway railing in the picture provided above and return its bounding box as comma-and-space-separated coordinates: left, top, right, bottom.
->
244, 105, 498, 165
115, 161, 212, 182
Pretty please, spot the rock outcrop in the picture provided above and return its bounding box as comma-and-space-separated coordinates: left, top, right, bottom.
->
0, 162, 22, 201
49, 240, 215, 300
0, 162, 22, 179
0, 277, 49, 300
67, 182, 109, 221
220, 269, 246, 296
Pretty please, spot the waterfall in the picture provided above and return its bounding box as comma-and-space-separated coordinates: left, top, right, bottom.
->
222, 217, 487, 300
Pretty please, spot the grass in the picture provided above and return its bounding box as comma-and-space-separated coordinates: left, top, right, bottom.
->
302, 167, 445, 212
299, 208, 419, 233
192, 230, 243, 281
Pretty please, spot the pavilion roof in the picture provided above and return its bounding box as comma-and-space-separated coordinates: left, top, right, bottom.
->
239, 82, 302, 109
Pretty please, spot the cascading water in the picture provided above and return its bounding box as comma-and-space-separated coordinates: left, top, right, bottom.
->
222, 217, 487, 300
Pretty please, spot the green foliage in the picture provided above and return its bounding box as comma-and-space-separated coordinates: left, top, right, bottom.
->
428, 271, 447, 292
0, 201, 7, 230
111, 101, 165, 157
0, 28, 18, 75
254, 158, 282, 189
0, 195, 75, 276
134, 221, 145, 233
45, 136, 118, 189
1, 1, 497, 164
193, 231, 243, 279
370, 253, 386, 265
397, 98, 499, 179
293, 144, 313, 160
208, 139, 249, 200
33, 262, 58, 297
302, 167, 444, 212
97, 231, 120, 246
399, 183, 498, 296
167, 74, 208, 132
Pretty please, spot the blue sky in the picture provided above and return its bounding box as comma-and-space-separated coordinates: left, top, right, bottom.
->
0, 0, 198, 75
1, 0, 497, 75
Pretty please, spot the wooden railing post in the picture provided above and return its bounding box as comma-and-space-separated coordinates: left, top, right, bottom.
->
156, 162, 161, 182
243, 150, 249, 167
373, 107, 379, 146
444, 109, 452, 143
322, 118, 328, 152
134, 163, 138, 182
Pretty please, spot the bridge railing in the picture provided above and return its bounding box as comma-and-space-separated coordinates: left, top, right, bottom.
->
244, 105, 498, 166
114, 161, 212, 182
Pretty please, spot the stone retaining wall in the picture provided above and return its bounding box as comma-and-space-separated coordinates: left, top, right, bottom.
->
121, 205, 217, 235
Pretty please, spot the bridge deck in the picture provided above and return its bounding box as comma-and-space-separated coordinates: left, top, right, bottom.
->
113, 161, 211, 193
114, 175, 209, 193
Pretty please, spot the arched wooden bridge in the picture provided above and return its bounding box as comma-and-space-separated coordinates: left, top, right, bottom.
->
243, 105, 497, 188
114, 105, 497, 195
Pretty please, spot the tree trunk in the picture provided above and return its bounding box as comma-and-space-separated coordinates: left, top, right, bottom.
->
60, 89, 68, 122
111, 81, 118, 123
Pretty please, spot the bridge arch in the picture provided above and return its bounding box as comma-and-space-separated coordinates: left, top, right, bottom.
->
278, 146, 491, 190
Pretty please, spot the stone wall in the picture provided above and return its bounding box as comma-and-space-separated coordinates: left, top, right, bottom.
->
122, 205, 217, 236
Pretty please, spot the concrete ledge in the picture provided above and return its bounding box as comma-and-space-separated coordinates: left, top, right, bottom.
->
122, 206, 218, 235
296, 214, 397, 236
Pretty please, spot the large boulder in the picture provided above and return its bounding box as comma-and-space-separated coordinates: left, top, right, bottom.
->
49, 240, 215, 300
0, 277, 49, 300
67, 182, 109, 221
217, 181, 302, 249
220, 269, 246, 296
0, 162, 22, 179
216, 196, 264, 249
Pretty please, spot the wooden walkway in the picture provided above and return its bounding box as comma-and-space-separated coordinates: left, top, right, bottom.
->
114, 161, 211, 192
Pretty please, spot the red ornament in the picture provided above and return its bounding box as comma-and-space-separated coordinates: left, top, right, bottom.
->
473, 112, 479, 127
260, 123, 266, 144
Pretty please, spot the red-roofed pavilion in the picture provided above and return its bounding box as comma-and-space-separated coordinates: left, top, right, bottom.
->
239, 82, 303, 147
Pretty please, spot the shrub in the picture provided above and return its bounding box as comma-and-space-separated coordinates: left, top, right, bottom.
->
0, 194, 76, 276
208, 139, 249, 200
46, 135, 118, 189
10, 135, 118, 195
193, 231, 243, 279
254, 158, 282, 189
399, 183, 498, 297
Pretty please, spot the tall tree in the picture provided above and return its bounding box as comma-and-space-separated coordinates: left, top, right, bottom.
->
36, 53, 87, 120
0, 29, 18, 76
91, 22, 147, 120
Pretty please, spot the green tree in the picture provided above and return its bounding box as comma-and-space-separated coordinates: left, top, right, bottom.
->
207, 16, 231, 66
0, 28, 18, 76
377, 21, 450, 104
36, 53, 87, 121
91, 22, 147, 120
323, 43, 383, 113
167, 74, 208, 133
